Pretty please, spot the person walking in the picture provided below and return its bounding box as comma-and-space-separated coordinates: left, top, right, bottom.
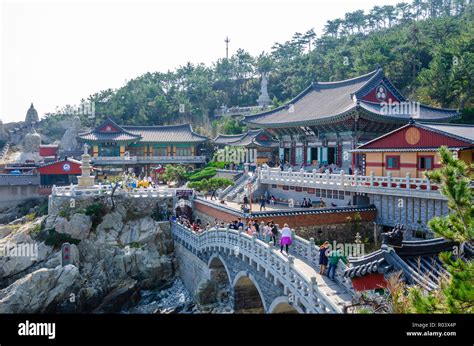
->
270, 222, 279, 246
260, 196, 266, 211
280, 223, 292, 254
319, 241, 330, 275
327, 249, 347, 281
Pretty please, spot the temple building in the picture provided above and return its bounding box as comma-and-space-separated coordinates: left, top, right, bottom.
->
351, 121, 474, 178
77, 118, 208, 176
243, 68, 460, 171
213, 129, 278, 165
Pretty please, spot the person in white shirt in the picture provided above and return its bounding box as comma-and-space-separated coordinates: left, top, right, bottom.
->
280, 223, 293, 254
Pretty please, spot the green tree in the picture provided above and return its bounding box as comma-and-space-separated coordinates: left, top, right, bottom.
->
393, 147, 473, 313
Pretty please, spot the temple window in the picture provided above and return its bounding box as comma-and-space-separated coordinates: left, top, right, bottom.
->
386, 156, 400, 170
418, 156, 434, 170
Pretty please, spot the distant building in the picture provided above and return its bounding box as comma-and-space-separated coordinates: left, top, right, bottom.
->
214, 129, 278, 165
351, 121, 474, 178
77, 118, 208, 176
244, 68, 460, 170
37, 157, 82, 186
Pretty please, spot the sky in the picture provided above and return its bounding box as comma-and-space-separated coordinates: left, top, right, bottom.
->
0, 0, 401, 123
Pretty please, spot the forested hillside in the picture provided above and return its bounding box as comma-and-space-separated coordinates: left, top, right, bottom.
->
41, 0, 473, 139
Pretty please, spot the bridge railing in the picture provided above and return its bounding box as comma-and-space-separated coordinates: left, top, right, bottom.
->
51, 184, 176, 198
172, 221, 351, 313
259, 167, 439, 194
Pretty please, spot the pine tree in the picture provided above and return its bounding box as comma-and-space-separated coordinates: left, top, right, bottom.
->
405, 146, 474, 313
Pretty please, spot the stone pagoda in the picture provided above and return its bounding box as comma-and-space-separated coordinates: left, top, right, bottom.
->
77, 144, 95, 187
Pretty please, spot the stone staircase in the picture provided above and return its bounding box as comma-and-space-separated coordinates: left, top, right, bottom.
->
218, 172, 252, 201
225, 173, 258, 202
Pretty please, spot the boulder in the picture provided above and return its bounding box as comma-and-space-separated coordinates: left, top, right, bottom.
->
195, 279, 218, 305
92, 279, 140, 313
54, 213, 92, 240
0, 265, 82, 313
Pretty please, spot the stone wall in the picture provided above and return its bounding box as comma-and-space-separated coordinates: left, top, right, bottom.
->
193, 199, 376, 228
0, 185, 41, 208
173, 242, 209, 295
49, 194, 175, 219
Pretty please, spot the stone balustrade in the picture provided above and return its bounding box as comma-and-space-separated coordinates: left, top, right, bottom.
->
258, 167, 447, 199
91, 155, 206, 164
172, 221, 354, 313
51, 184, 176, 198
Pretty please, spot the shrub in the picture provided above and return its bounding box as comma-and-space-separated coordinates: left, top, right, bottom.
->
85, 202, 107, 228
35, 228, 80, 248
186, 167, 216, 181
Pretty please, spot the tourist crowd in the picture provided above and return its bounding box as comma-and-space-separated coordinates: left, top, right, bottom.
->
176, 216, 347, 281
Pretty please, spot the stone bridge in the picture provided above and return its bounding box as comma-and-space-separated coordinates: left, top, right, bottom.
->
171, 222, 354, 313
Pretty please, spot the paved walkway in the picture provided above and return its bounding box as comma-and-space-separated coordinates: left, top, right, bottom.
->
274, 247, 353, 308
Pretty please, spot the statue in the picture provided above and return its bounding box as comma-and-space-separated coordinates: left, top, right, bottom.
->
59, 116, 82, 152
381, 224, 405, 248
19, 125, 42, 162
257, 73, 271, 107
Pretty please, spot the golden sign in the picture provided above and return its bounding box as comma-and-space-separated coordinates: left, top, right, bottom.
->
405, 127, 420, 145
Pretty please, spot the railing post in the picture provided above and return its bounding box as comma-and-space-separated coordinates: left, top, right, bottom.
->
312, 169, 317, 184
369, 171, 374, 186
300, 168, 304, 183
387, 171, 392, 188
339, 170, 344, 186
405, 172, 411, 189
308, 237, 315, 262
426, 178, 431, 191
354, 170, 358, 186
288, 256, 294, 278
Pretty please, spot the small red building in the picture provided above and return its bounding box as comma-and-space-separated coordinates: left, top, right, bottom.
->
39, 144, 59, 160
37, 158, 82, 186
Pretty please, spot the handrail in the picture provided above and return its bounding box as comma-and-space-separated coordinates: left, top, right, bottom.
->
171, 221, 353, 313
258, 167, 442, 194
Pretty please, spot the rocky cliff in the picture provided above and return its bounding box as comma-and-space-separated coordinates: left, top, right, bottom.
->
0, 201, 176, 313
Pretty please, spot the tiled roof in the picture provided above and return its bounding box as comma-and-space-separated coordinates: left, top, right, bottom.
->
38, 157, 82, 168
244, 69, 459, 127
355, 121, 474, 150
418, 123, 474, 143
78, 131, 141, 142
359, 101, 459, 121
122, 124, 208, 143
214, 129, 278, 148
244, 71, 376, 127
344, 238, 456, 291
78, 118, 208, 143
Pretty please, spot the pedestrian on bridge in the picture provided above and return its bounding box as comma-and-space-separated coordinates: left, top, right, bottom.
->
280, 224, 292, 254
270, 222, 279, 246
327, 249, 348, 281
319, 241, 330, 275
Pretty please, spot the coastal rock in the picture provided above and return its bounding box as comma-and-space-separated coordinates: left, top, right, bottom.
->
54, 213, 92, 240
195, 279, 218, 305
92, 279, 140, 313
0, 264, 82, 313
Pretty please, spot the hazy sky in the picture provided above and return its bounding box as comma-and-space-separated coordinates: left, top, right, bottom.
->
1, 0, 400, 123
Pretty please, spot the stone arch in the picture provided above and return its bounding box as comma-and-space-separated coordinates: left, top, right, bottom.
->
268, 296, 302, 314
207, 255, 231, 285
232, 271, 266, 313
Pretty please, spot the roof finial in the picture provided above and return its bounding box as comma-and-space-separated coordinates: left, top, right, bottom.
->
30, 103, 34, 108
